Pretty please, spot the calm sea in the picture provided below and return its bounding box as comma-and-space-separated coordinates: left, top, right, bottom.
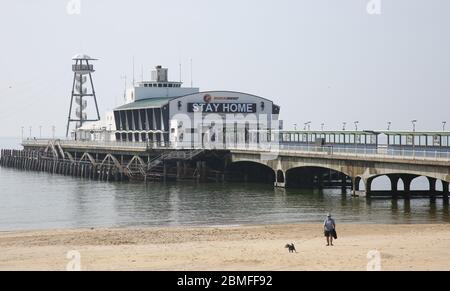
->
0, 138, 448, 231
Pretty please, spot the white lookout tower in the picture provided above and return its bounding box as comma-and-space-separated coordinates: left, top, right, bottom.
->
66, 54, 101, 137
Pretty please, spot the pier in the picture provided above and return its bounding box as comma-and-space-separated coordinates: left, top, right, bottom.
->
1, 136, 449, 202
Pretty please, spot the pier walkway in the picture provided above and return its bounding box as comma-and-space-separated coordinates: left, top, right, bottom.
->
1, 139, 449, 200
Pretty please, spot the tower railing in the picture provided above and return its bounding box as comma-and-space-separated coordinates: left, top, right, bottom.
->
72, 64, 94, 72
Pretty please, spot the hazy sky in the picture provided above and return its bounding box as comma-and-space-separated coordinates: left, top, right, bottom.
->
0, 0, 449, 137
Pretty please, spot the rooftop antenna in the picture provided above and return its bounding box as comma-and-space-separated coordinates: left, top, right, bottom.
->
132, 56, 135, 86
141, 64, 144, 82
66, 54, 101, 138
120, 75, 127, 102
179, 62, 182, 83
190, 58, 193, 88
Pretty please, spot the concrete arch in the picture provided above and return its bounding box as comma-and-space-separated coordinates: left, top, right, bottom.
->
229, 157, 273, 170
229, 151, 450, 191
283, 164, 353, 181
231, 155, 354, 179
370, 175, 392, 191
359, 169, 450, 185
226, 161, 275, 184
365, 173, 447, 190
397, 177, 405, 191
436, 180, 444, 192
363, 172, 450, 199
285, 166, 351, 189
410, 176, 430, 191
365, 173, 418, 194
355, 176, 364, 191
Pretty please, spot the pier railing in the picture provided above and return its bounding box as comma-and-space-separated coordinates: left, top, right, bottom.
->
275, 144, 450, 162
21, 139, 450, 163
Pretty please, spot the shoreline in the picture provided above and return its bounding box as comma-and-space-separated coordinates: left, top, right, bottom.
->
1, 223, 450, 271
1, 219, 448, 234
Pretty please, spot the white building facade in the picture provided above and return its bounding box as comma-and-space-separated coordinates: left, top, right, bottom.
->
112, 66, 281, 148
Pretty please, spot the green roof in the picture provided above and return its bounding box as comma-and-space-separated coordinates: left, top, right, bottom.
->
114, 97, 173, 111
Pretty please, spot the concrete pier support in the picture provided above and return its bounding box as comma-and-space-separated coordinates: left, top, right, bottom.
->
443, 181, 449, 204
428, 177, 437, 202
340, 173, 346, 190
365, 178, 373, 198
401, 175, 414, 200
351, 177, 356, 196
389, 175, 400, 199
274, 169, 286, 188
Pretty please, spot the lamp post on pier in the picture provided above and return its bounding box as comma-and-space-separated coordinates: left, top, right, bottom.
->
411, 120, 418, 158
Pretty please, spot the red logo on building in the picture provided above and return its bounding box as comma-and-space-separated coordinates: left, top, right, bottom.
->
203, 94, 212, 103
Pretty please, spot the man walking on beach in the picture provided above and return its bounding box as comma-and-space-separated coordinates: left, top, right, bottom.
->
324, 213, 336, 246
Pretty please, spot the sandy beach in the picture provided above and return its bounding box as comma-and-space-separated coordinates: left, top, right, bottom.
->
0, 224, 449, 271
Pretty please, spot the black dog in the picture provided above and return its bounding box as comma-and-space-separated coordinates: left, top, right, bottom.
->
285, 243, 297, 253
